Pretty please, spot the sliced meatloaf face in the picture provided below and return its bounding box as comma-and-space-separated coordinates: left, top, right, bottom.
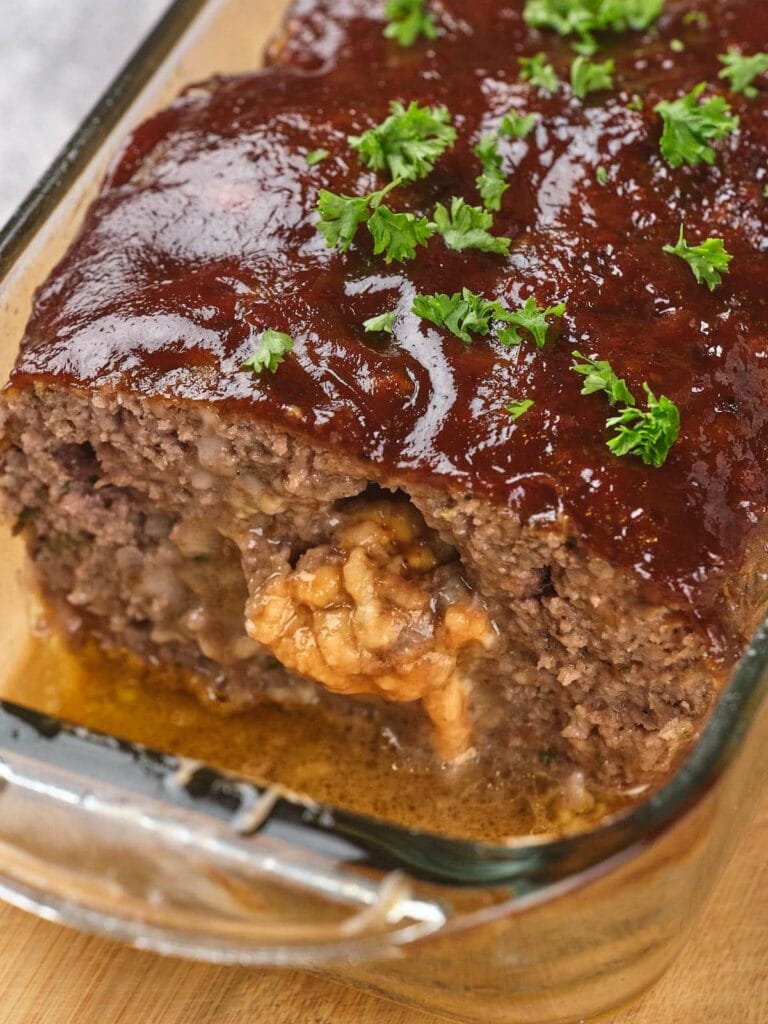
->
2, 0, 768, 788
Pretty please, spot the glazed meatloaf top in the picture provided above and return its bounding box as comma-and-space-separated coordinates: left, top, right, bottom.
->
8, 0, 768, 656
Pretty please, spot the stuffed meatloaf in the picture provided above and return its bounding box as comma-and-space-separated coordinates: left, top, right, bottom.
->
2, 0, 767, 788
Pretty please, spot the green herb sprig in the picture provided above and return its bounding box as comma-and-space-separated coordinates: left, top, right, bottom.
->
496, 297, 567, 349
412, 288, 566, 348
412, 289, 502, 344
348, 100, 456, 182
475, 134, 510, 212
606, 386, 680, 467
431, 198, 512, 254
663, 225, 733, 290
506, 399, 535, 421
475, 112, 536, 211
316, 181, 398, 252
718, 49, 768, 99
571, 351, 634, 405
383, 0, 438, 47
523, 0, 663, 55
242, 330, 294, 374
571, 351, 680, 467
570, 56, 615, 98
363, 311, 397, 334
368, 205, 435, 262
519, 53, 560, 93
654, 83, 739, 168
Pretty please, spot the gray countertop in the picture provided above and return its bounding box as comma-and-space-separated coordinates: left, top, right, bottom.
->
0, 0, 168, 227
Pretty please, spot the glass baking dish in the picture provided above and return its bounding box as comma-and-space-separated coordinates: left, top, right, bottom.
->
1, 1, 767, 1021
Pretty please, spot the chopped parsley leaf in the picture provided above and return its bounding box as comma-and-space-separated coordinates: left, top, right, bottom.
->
316, 180, 398, 252
475, 134, 509, 211
523, 0, 664, 55
506, 399, 535, 420
383, 0, 438, 47
571, 351, 635, 406
663, 225, 733, 290
573, 352, 680, 467
670, 38, 685, 53
475, 112, 536, 211
570, 55, 615, 98
606, 385, 680, 467
242, 330, 294, 375
363, 311, 397, 334
412, 288, 501, 343
368, 205, 435, 262
348, 100, 456, 182
596, 165, 609, 184
431, 197, 512, 254
627, 93, 644, 111
519, 53, 560, 93
654, 83, 739, 168
305, 149, 330, 166
499, 111, 537, 139
496, 297, 566, 348
718, 49, 768, 99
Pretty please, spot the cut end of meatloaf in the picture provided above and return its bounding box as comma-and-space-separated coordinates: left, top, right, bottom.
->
0, 382, 721, 787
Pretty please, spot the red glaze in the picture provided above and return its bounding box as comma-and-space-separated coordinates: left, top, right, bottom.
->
9, 0, 768, 647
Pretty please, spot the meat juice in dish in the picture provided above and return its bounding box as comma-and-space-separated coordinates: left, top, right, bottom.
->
2, 0, 767, 836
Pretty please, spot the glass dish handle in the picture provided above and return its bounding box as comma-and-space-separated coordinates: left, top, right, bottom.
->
0, 700, 449, 964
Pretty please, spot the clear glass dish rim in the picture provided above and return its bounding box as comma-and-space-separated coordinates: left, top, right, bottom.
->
1, 0, 766, 875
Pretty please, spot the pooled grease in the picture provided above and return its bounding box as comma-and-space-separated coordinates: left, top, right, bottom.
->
5, 633, 633, 842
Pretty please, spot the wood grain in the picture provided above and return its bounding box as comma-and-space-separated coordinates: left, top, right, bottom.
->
0, 788, 765, 1024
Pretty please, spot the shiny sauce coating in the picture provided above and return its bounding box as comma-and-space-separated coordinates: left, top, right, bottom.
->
10, 0, 768, 646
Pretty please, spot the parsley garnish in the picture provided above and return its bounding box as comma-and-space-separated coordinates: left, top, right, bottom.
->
431, 198, 511, 254
596, 165, 609, 184
475, 134, 509, 211
506, 399, 535, 420
654, 83, 739, 168
718, 49, 768, 99
669, 37, 685, 53
316, 181, 397, 252
499, 111, 537, 139
571, 351, 634, 405
606, 386, 680, 467
348, 101, 456, 182
519, 53, 560, 93
364, 311, 397, 334
368, 205, 435, 262
627, 93, 644, 111
305, 149, 329, 166
663, 225, 733, 290
570, 55, 615, 98
412, 289, 501, 344
383, 0, 438, 47
475, 112, 536, 212
411, 289, 566, 347
496, 297, 566, 348
572, 351, 679, 466
242, 330, 294, 374
523, 0, 663, 55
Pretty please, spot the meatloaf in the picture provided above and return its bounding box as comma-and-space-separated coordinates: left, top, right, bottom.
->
2, 0, 768, 789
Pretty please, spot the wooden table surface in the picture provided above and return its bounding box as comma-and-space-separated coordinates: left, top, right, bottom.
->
1, 787, 765, 1024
